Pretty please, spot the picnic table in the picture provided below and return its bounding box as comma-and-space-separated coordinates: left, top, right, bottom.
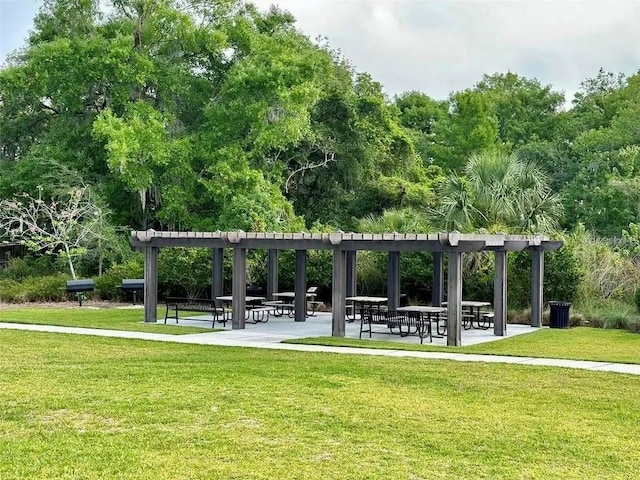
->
396, 305, 447, 341
442, 300, 492, 330
216, 295, 273, 323
266, 290, 320, 317
345, 296, 387, 321
216, 295, 265, 305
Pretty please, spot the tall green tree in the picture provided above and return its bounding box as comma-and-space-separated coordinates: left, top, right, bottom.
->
436, 150, 563, 233
474, 72, 565, 147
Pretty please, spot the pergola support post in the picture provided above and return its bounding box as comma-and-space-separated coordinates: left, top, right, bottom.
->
346, 251, 357, 297
531, 248, 544, 327
493, 250, 507, 336
332, 250, 347, 337
388, 251, 400, 310
212, 248, 224, 306
144, 246, 158, 323
232, 247, 246, 329
432, 251, 444, 306
447, 251, 462, 346
295, 250, 307, 322
267, 249, 278, 301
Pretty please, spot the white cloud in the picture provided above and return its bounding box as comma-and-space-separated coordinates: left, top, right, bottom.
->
2, 0, 639, 102
252, 0, 640, 101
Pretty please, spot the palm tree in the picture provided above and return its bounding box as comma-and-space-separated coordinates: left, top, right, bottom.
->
437, 151, 563, 233
359, 207, 432, 233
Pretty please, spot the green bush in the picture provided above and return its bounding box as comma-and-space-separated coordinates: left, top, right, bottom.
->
95, 260, 144, 300
508, 242, 582, 309
603, 313, 630, 330
584, 315, 605, 328
158, 247, 212, 298
0, 273, 68, 302
25, 274, 69, 301
274, 250, 333, 295
627, 320, 640, 334
0, 279, 25, 302
570, 225, 640, 303
0, 256, 58, 281
635, 289, 640, 312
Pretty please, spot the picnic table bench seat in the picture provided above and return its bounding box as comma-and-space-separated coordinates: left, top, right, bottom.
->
263, 299, 321, 318
359, 308, 429, 344
245, 305, 277, 323
478, 312, 494, 330
164, 297, 227, 327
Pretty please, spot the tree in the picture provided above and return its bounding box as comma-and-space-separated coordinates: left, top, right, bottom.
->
474, 72, 565, 146
562, 72, 640, 236
431, 90, 499, 171
0, 186, 107, 278
436, 151, 563, 233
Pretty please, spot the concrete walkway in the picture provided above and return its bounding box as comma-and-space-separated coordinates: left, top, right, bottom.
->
1, 318, 639, 376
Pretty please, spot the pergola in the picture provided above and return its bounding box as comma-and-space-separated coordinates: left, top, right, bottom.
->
130, 230, 562, 346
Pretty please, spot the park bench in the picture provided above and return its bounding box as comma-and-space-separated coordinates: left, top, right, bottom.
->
359, 308, 429, 344
245, 305, 277, 323
164, 297, 227, 327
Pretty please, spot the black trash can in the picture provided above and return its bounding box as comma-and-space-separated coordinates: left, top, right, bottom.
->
549, 301, 571, 329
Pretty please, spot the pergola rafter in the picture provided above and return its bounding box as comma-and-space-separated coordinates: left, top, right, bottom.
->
130, 230, 563, 346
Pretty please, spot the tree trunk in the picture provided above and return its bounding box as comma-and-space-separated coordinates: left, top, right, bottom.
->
64, 244, 77, 279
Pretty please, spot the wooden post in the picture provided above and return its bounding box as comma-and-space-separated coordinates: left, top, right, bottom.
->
232, 248, 246, 329
432, 251, 444, 306
447, 251, 462, 346
531, 248, 544, 328
144, 246, 158, 323
267, 249, 278, 301
212, 248, 224, 306
295, 250, 307, 322
388, 251, 400, 310
493, 250, 507, 336
332, 250, 347, 337
346, 250, 357, 298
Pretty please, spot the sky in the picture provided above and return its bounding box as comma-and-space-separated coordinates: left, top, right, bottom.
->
1, 0, 639, 103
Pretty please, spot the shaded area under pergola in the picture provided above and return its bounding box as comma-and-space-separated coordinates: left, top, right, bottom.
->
130, 230, 562, 346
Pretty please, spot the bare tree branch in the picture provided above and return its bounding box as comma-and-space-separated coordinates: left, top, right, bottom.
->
0, 187, 107, 279
284, 151, 336, 193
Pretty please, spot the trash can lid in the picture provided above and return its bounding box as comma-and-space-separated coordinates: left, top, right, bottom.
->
548, 301, 571, 307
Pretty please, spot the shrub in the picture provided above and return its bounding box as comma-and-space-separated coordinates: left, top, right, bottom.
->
0, 273, 68, 302
25, 274, 68, 301
570, 312, 585, 327
584, 316, 605, 328
95, 260, 144, 300
0, 256, 58, 281
603, 313, 630, 330
508, 241, 582, 310
158, 247, 212, 298
635, 289, 640, 312
507, 309, 530, 324
627, 320, 640, 334
0, 279, 25, 302
569, 225, 640, 303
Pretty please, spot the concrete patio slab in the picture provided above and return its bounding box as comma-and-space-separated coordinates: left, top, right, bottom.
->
173, 311, 538, 347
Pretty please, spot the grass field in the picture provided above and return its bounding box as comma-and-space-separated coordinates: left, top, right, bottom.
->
0, 306, 215, 334
288, 327, 640, 364
1, 329, 639, 479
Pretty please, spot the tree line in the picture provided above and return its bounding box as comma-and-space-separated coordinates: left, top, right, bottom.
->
1, 0, 640, 319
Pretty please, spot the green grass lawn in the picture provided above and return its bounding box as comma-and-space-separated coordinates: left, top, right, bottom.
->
286, 327, 640, 364
0, 330, 639, 479
0, 306, 216, 335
